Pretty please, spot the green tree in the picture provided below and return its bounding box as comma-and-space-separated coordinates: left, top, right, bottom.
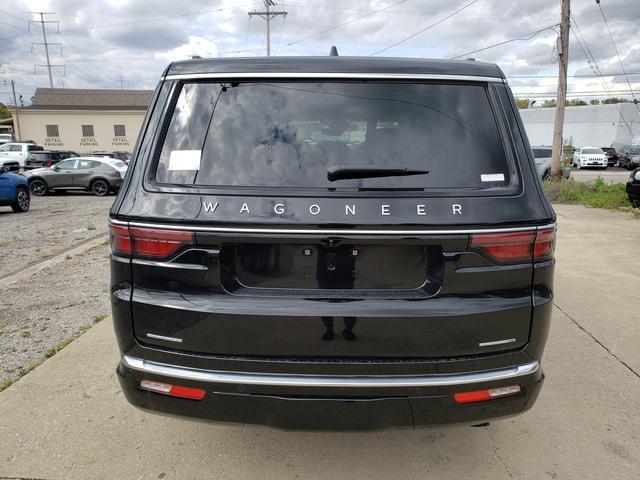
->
589, 99, 600, 105
515, 98, 530, 109
542, 99, 557, 108
602, 97, 629, 104
0, 103, 10, 119
566, 98, 587, 106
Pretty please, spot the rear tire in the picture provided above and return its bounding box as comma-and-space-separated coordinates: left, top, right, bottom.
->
29, 179, 48, 196
11, 186, 30, 212
91, 179, 109, 196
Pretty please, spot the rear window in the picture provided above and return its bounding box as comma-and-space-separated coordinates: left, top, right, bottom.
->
155, 82, 511, 191
532, 148, 551, 159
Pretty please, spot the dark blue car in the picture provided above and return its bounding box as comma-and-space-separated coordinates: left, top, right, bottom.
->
0, 166, 30, 213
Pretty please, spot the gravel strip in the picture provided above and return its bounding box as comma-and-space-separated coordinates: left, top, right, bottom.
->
0, 240, 111, 389
0, 192, 113, 278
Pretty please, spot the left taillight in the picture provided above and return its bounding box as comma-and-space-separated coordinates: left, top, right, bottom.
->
109, 223, 194, 260
470, 226, 556, 264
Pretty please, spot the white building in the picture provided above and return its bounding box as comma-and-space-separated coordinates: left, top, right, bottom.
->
520, 103, 640, 147
11, 88, 152, 154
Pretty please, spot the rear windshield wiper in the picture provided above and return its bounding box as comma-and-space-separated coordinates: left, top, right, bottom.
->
327, 165, 429, 182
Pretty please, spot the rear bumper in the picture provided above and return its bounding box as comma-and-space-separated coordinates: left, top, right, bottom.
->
117, 356, 544, 430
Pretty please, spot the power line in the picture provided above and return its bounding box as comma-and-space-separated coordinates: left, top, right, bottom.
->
370, 0, 479, 56
594, 0, 639, 111
248, 1, 287, 57
508, 72, 640, 78
570, 15, 634, 136
450, 24, 559, 60
286, 0, 406, 48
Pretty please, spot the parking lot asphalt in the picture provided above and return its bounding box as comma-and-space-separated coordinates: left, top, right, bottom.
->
0, 203, 639, 480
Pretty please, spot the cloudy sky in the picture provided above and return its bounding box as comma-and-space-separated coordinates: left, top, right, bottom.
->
1, 0, 639, 107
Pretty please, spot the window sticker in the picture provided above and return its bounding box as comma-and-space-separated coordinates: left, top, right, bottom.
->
168, 150, 201, 171
481, 173, 505, 182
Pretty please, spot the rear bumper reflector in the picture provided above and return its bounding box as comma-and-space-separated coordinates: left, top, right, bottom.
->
454, 384, 522, 404
123, 355, 539, 389
138, 379, 205, 400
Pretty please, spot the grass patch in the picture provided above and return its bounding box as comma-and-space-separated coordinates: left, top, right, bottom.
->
19, 361, 41, 376
0, 378, 13, 392
93, 314, 107, 324
544, 178, 639, 217
87, 224, 96, 231
20, 330, 31, 338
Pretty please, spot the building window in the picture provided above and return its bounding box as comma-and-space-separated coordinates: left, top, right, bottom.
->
82, 125, 95, 137
46, 124, 60, 137
114, 124, 126, 137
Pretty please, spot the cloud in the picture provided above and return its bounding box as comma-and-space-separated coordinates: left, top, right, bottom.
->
0, 0, 638, 105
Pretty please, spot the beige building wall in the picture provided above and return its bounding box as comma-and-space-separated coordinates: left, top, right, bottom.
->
12, 109, 146, 154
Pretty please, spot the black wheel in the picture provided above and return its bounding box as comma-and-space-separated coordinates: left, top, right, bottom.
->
11, 187, 30, 212
631, 198, 640, 208
542, 170, 550, 181
91, 179, 109, 196
29, 179, 48, 196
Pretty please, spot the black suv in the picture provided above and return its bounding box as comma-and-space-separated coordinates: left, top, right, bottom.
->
24, 150, 78, 169
110, 57, 556, 430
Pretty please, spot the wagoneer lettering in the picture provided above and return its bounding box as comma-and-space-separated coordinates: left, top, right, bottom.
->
111, 57, 555, 430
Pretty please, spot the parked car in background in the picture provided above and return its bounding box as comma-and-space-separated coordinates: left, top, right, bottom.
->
0, 133, 15, 145
627, 168, 640, 207
531, 146, 571, 181
0, 164, 30, 212
572, 146, 607, 169
91, 151, 131, 164
0, 143, 44, 167
601, 147, 619, 167
616, 145, 640, 170
24, 156, 127, 196
0, 158, 20, 173
24, 150, 79, 170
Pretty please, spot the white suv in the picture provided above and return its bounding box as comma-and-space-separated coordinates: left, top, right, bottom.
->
572, 146, 607, 169
0, 143, 44, 168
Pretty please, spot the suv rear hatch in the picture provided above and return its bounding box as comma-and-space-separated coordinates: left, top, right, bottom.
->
114, 78, 554, 359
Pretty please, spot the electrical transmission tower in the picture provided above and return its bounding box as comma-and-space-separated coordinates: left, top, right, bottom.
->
29, 12, 64, 88
248, 1, 287, 56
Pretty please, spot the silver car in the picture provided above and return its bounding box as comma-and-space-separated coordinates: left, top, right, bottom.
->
531, 146, 571, 181
24, 157, 127, 196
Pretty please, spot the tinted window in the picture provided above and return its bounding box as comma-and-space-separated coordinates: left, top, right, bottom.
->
27, 145, 43, 151
30, 152, 49, 160
56, 159, 77, 169
10, 145, 22, 152
78, 160, 99, 169
155, 82, 510, 190
532, 148, 551, 159
582, 148, 603, 154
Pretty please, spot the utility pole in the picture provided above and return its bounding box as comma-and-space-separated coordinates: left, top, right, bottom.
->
10, 80, 21, 141
248, 1, 287, 56
29, 12, 62, 88
550, 0, 570, 180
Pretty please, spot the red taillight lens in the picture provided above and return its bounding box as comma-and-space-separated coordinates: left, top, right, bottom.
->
471, 227, 556, 264
110, 224, 132, 256
45, 159, 52, 167
109, 224, 193, 259
129, 227, 193, 259
138, 380, 205, 400
454, 385, 522, 404
533, 226, 556, 260
470, 231, 535, 263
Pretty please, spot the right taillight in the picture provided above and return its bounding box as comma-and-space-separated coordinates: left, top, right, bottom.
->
471, 226, 556, 264
533, 226, 556, 261
109, 223, 194, 260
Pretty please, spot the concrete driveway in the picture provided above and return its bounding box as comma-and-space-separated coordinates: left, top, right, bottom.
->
1, 204, 639, 479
